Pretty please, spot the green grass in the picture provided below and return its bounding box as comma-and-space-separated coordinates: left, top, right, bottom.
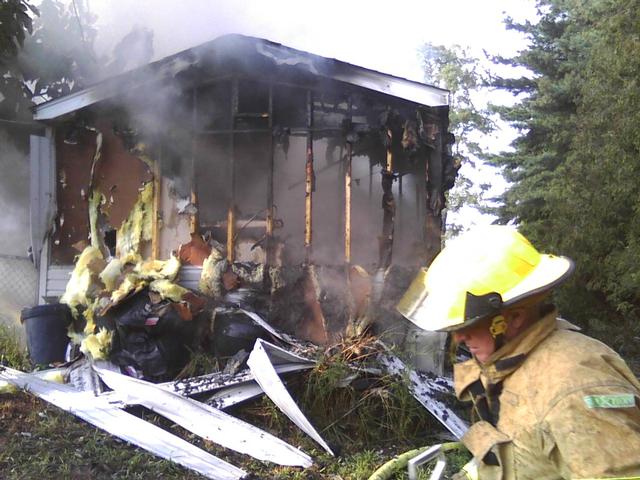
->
0, 392, 205, 479
0, 324, 29, 370
0, 328, 470, 479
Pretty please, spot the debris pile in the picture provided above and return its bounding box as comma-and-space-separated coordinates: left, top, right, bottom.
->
1, 279, 468, 478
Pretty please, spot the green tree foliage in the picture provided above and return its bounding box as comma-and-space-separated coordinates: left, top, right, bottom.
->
0, 0, 98, 120
420, 43, 496, 235
0, 0, 154, 122
19, 0, 99, 101
490, 0, 640, 353
0, 0, 37, 57
0, 0, 39, 120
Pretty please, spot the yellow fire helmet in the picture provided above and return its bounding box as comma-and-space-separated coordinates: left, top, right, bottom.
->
397, 226, 575, 332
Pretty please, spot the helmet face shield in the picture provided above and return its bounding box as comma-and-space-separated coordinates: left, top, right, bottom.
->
396, 226, 575, 332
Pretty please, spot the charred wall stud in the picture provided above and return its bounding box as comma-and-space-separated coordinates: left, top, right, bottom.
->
422, 110, 446, 265
227, 79, 239, 263
152, 147, 162, 259
266, 84, 275, 266
304, 90, 314, 263
379, 122, 396, 270
190, 88, 200, 237
344, 140, 353, 265
344, 96, 354, 266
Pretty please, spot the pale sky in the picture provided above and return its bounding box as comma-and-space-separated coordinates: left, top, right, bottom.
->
88, 0, 539, 229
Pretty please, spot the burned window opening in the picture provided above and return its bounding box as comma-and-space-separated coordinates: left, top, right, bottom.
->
104, 228, 117, 257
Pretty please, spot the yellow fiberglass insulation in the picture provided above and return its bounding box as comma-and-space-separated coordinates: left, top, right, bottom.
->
110, 272, 146, 305
108, 256, 182, 305
80, 328, 113, 360
41, 370, 66, 384
199, 247, 226, 298
99, 257, 123, 292
82, 299, 100, 335
116, 182, 153, 257
136, 255, 181, 282
60, 246, 106, 316
149, 279, 188, 303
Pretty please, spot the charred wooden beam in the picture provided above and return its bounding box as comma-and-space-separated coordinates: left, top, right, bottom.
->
378, 128, 396, 269
304, 90, 314, 263
197, 127, 342, 136
344, 97, 354, 265
190, 88, 200, 236
190, 190, 199, 235
226, 206, 235, 263
344, 140, 352, 265
266, 84, 275, 265
152, 153, 161, 259
227, 80, 239, 263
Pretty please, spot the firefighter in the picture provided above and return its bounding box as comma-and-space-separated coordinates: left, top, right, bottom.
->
397, 226, 640, 479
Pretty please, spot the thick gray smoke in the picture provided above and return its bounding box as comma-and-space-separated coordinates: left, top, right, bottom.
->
89, 0, 428, 81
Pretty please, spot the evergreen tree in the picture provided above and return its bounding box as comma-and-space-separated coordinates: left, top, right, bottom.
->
490, 0, 640, 355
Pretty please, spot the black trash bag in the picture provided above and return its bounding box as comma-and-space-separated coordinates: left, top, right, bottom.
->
112, 331, 168, 380
100, 288, 199, 382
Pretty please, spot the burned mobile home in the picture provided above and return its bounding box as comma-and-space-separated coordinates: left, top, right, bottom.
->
0, 34, 469, 478
29, 34, 457, 362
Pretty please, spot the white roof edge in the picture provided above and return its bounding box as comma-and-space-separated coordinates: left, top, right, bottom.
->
34, 36, 449, 122
34, 76, 147, 121
329, 63, 449, 107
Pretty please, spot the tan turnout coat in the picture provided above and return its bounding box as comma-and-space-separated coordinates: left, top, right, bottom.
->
454, 308, 640, 479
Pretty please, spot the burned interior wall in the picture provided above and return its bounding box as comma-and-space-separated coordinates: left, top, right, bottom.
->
52, 122, 153, 264
187, 77, 450, 269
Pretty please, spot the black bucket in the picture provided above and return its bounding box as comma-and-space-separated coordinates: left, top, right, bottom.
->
21, 303, 72, 365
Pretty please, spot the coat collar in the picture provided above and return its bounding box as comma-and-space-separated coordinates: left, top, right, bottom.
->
454, 307, 578, 399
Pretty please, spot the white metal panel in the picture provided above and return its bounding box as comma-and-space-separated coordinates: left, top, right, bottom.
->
378, 354, 468, 440
247, 339, 334, 455
44, 266, 72, 299
94, 365, 313, 467
0, 366, 246, 480
47, 266, 73, 279
178, 266, 202, 290
30, 134, 46, 267
31, 128, 56, 303
45, 266, 203, 299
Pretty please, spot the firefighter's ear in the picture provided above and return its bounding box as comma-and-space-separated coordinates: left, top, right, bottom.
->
504, 308, 528, 337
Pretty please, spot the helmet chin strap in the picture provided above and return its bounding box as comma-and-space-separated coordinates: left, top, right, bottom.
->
489, 315, 508, 350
